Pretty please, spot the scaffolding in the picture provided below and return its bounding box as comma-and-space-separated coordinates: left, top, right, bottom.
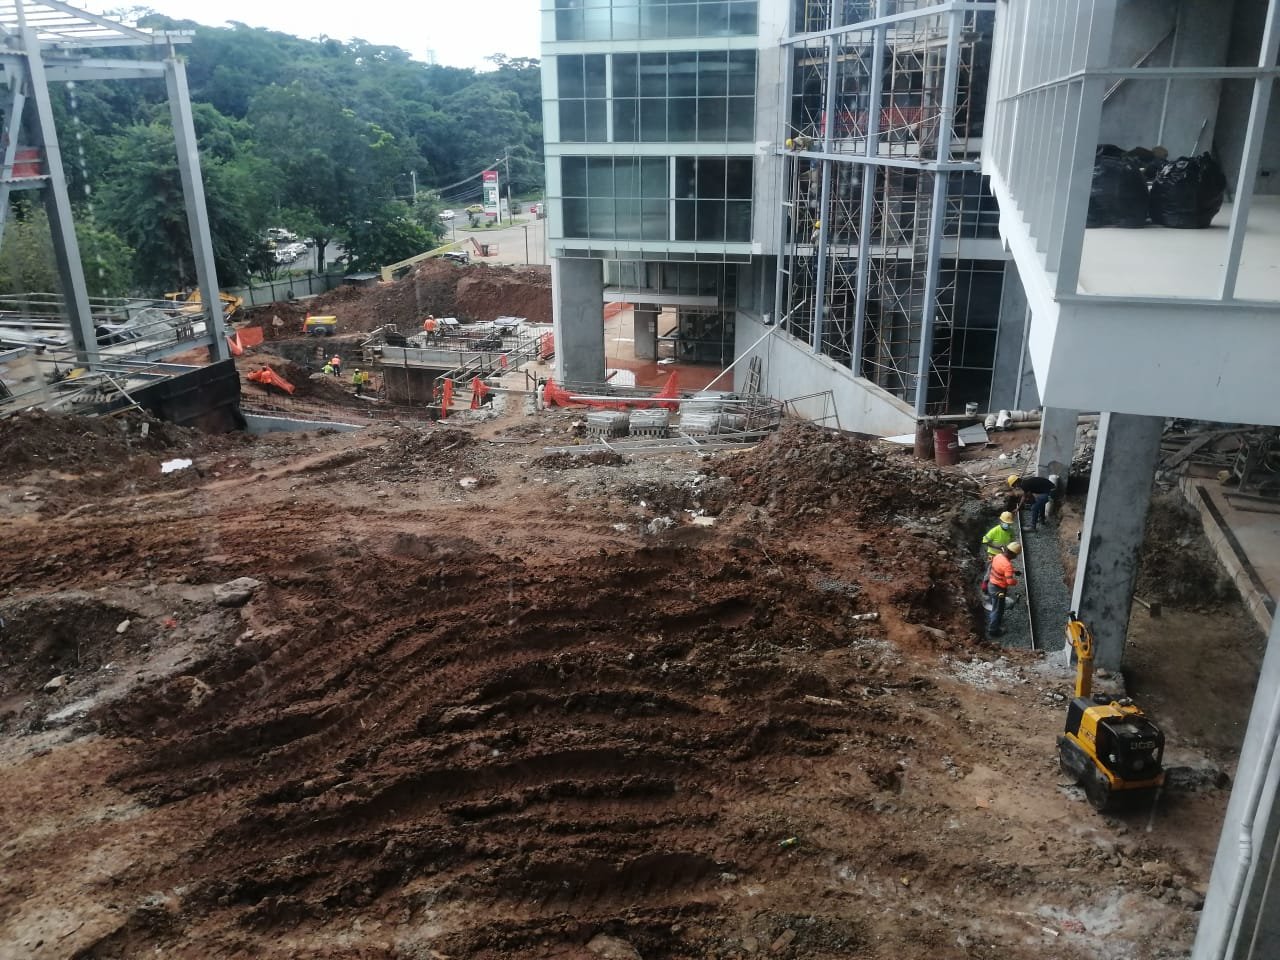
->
776, 0, 999, 415
0, 0, 229, 368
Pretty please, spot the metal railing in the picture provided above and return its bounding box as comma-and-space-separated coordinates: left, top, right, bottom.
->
983, 0, 1280, 303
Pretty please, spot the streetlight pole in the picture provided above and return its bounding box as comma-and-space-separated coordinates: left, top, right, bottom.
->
410, 170, 417, 204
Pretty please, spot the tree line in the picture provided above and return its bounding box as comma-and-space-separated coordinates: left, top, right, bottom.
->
0, 17, 542, 298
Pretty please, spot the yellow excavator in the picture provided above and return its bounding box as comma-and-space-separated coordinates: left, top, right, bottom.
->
1057, 614, 1166, 812
163, 289, 243, 320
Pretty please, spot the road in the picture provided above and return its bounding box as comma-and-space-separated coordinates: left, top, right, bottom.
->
443, 214, 548, 267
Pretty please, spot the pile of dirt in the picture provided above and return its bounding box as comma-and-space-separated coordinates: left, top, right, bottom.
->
0, 410, 199, 479
715, 423, 979, 525
1137, 490, 1239, 609
455, 264, 551, 323
244, 260, 551, 340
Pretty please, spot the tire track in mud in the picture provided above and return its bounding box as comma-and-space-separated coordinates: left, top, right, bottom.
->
92, 532, 920, 943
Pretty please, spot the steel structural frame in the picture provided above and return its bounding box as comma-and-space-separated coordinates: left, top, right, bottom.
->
0, 1, 227, 365
775, 0, 997, 415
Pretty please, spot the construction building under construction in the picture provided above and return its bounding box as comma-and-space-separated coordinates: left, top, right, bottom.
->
542, 0, 1005, 434
775, 0, 1003, 416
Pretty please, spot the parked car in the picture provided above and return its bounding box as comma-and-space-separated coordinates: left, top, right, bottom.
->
266, 227, 297, 243
442, 250, 470, 265
439, 209, 456, 221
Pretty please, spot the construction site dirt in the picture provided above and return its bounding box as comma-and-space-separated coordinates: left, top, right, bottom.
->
244, 260, 553, 342
0, 409, 1260, 959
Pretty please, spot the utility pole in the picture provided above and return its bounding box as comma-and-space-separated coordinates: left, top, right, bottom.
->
410, 169, 417, 204
503, 148, 512, 225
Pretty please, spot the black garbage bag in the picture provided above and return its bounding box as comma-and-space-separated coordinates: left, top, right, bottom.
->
1125, 146, 1168, 182
1087, 150, 1149, 228
1150, 153, 1228, 229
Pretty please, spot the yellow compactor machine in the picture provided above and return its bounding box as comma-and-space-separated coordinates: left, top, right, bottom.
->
1057, 614, 1166, 812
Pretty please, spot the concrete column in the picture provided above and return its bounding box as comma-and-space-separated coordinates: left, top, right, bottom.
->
633, 305, 659, 360
551, 257, 606, 384
1069, 411, 1164, 672
1035, 406, 1079, 477
1193, 614, 1280, 960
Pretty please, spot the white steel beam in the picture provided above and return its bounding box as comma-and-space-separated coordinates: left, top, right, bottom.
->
165, 55, 229, 363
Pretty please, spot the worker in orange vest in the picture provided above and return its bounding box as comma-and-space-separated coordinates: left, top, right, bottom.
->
330, 354, 342, 377
985, 541, 1021, 638
422, 315, 437, 342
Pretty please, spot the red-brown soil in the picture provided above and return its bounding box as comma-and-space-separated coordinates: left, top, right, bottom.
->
0, 417, 1239, 959
245, 260, 552, 341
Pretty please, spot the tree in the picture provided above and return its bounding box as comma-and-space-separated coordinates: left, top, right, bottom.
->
0, 207, 133, 298
248, 82, 420, 273
97, 120, 260, 291
341, 201, 437, 271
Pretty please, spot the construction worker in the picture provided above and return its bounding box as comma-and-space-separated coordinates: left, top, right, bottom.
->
981, 511, 1017, 559
422, 314, 437, 342
986, 541, 1021, 638
322, 361, 334, 376
330, 354, 342, 377
1008, 474, 1058, 531
352, 367, 366, 396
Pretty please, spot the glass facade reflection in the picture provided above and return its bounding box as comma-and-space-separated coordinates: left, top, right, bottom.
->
553, 0, 759, 42
559, 156, 753, 242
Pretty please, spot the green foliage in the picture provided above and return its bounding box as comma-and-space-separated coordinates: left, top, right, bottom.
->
341, 201, 437, 271
96, 120, 260, 291
33, 19, 541, 293
0, 207, 133, 298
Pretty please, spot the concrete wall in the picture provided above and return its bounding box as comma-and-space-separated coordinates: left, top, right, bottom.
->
381, 365, 446, 404
551, 257, 606, 383
1100, 0, 1234, 156
1215, 0, 1280, 194
735, 312, 916, 436
989, 262, 1040, 413
244, 414, 364, 435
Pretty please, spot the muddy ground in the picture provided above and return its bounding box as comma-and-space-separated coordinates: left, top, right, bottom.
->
245, 260, 552, 341
0, 410, 1255, 959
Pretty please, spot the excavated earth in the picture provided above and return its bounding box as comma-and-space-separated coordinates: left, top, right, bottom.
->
0, 413, 1242, 959
246, 260, 552, 341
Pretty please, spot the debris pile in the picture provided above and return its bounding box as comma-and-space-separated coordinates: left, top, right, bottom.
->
0, 410, 198, 479
717, 423, 980, 524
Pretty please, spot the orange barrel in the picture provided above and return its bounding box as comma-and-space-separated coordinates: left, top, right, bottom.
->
934, 425, 959, 466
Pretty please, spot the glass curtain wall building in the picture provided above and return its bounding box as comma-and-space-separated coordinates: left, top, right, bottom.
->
774, 0, 1005, 415
542, 0, 786, 383
542, 0, 1005, 421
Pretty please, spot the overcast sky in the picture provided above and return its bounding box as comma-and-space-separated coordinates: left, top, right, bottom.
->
85, 1, 542, 70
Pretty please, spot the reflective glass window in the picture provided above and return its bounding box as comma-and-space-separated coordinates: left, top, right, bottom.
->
668, 99, 697, 141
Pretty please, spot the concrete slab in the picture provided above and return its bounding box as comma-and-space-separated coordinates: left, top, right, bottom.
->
1080, 195, 1279, 301
1180, 475, 1280, 636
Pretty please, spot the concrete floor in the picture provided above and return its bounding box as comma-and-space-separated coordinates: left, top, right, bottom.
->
1080, 195, 1278, 301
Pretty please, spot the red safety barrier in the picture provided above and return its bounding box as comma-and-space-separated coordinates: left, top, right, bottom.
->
441, 377, 454, 418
